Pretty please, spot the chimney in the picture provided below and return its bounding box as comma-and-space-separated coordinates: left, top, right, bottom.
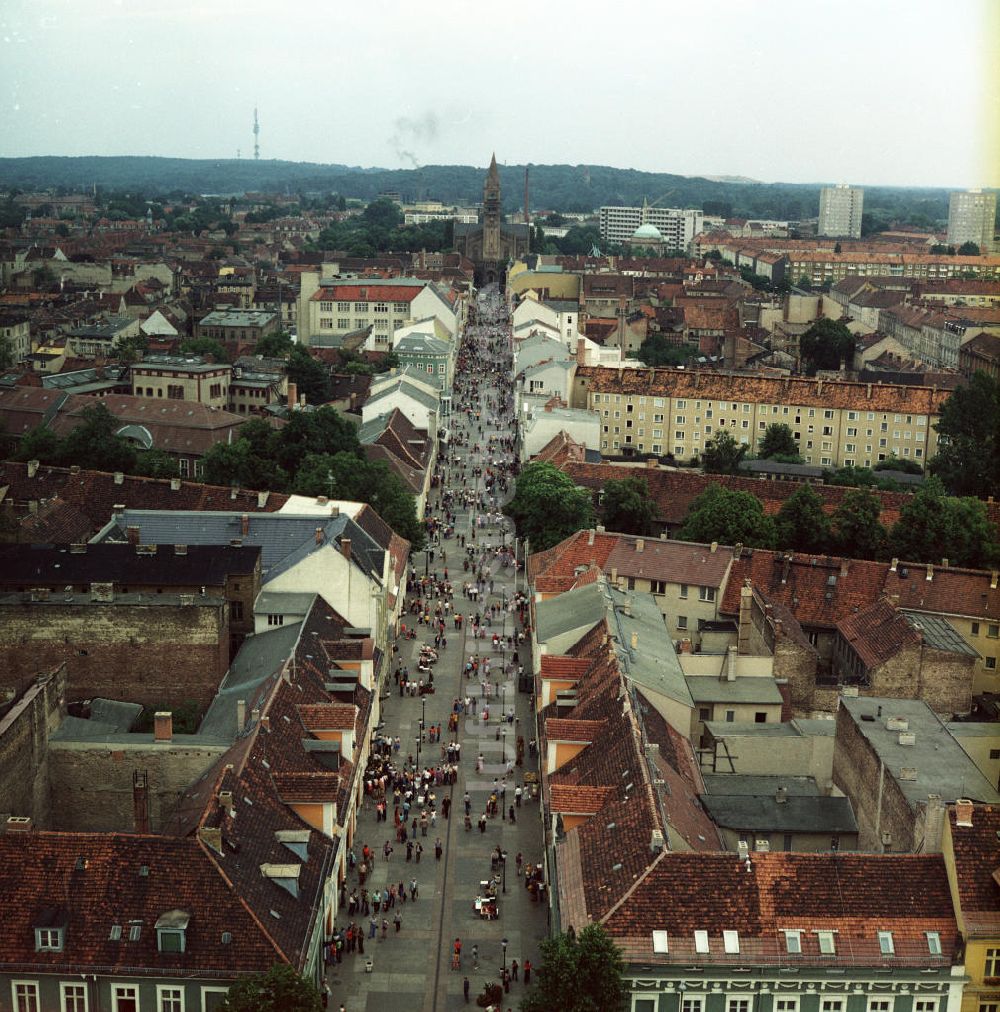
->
241, 513, 249, 537
991, 571, 999, 590
890, 557, 899, 573
636, 538, 644, 554
90, 582, 114, 603
114, 471, 124, 485
775, 786, 788, 804
955, 799, 974, 828
679, 638, 692, 654
315, 526, 324, 545
287, 381, 298, 409
630, 631, 638, 649
153, 712, 173, 743
257, 491, 269, 508
237, 699, 246, 732
645, 455, 657, 469
218, 789, 234, 815
251, 706, 261, 724
576, 337, 587, 366
133, 770, 149, 834
5, 815, 33, 833
926, 564, 934, 582
726, 645, 737, 681
27, 459, 40, 478
261, 715, 271, 731
840, 558, 849, 579
587, 530, 595, 546
126, 525, 141, 545
170, 477, 181, 491
941, 558, 949, 568
341, 537, 351, 560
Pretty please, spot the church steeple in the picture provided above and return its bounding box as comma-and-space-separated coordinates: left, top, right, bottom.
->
482, 153, 502, 260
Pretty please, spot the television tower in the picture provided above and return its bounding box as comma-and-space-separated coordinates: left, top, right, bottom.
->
253, 106, 260, 161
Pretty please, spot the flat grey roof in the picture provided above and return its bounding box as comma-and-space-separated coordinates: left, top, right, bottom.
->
701, 774, 820, 797
947, 722, 1000, 738
255, 590, 318, 615
700, 793, 858, 834
840, 696, 1000, 807
686, 676, 784, 706
703, 717, 836, 738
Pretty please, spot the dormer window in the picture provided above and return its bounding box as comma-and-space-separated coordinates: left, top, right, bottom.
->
652, 930, 669, 953
35, 926, 63, 951
783, 929, 802, 954
878, 930, 895, 955
155, 910, 190, 953
694, 930, 710, 954
34, 908, 67, 951
723, 930, 740, 954
816, 930, 837, 955
926, 931, 942, 956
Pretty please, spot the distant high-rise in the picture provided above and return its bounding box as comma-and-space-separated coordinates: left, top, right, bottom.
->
947, 189, 996, 252
253, 106, 260, 161
818, 185, 864, 238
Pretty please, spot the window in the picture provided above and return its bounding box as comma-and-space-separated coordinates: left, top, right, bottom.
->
925, 932, 942, 955
200, 988, 229, 1012
989, 625, 999, 639
677, 616, 688, 630
776, 1001, 798, 1012
682, 1000, 704, 1012
986, 947, 1000, 977
694, 929, 709, 953
268, 614, 284, 627
868, 1001, 893, 1012
723, 930, 740, 953
167, 384, 184, 400
112, 986, 139, 1012
157, 987, 184, 1012
725, 709, 735, 722
878, 930, 895, 955
821, 1002, 843, 1012
817, 930, 837, 955
727, 1001, 749, 1012
36, 926, 64, 951
61, 983, 89, 1012
783, 929, 802, 953
987, 658, 998, 670
754, 711, 767, 723
679, 584, 688, 599
13, 982, 40, 1012
698, 586, 716, 602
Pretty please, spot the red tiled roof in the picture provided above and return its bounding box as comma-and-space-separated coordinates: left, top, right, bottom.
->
947, 804, 1000, 935
297, 703, 357, 732
549, 785, 613, 814
545, 718, 606, 742
883, 563, 1000, 622
310, 284, 421, 303
539, 656, 591, 680
836, 598, 918, 669
603, 852, 958, 966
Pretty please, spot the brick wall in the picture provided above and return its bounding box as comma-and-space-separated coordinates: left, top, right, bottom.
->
47, 739, 226, 832
871, 645, 974, 716
0, 664, 66, 825
0, 596, 230, 710
832, 705, 916, 852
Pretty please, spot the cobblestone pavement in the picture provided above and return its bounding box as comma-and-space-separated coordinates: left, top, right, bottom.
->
328, 290, 546, 1011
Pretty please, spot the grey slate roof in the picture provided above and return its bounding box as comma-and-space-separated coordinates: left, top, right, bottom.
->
701, 774, 820, 797
254, 590, 320, 616
534, 581, 607, 644
395, 333, 451, 356
902, 611, 980, 656
198, 620, 305, 740
96, 511, 384, 583
686, 676, 784, 706
699, 793, 859, 834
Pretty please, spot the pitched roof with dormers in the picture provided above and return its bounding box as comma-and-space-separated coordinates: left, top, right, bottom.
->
602, 851, 958, 966
946, 804, 1000, 936
574, 365, 951, 415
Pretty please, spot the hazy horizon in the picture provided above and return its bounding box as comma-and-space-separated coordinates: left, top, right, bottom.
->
1, 0, 997, 190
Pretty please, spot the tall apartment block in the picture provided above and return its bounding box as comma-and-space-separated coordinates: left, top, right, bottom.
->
598, 205, 704, 250
818, 184, 864, 238
947, 189, 997, 252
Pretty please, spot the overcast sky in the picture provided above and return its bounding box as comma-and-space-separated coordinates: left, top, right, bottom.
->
1, 0, 996, 188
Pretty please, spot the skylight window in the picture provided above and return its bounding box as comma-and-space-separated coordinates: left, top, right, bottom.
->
723, 930, 740, 954
817, 930, 836, 955
784, 929, 802, 954
926, 932, 942, 956
694, 930, 710, 954
652, 930, 669, 953
878, 931, 894, 956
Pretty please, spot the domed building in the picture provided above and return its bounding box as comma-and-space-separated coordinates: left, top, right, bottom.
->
629, 221, 666, 251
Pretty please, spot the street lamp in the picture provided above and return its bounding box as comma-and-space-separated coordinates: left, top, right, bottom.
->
500, 851, 507, 894
501, 936, 509, 975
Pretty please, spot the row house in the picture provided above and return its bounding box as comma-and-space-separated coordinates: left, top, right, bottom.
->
194, 308, 281, 359
878, 306, 958, 369
571, 366, 948, 468
786, 251, 1000, 286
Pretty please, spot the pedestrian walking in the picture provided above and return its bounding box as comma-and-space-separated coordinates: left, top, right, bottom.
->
381, 918, 388, 941
393, 911, 401, 932
435, 837, 443, 860
511, 959, 519, 981
463, 977, 470, 1003
524, 959, 531, 984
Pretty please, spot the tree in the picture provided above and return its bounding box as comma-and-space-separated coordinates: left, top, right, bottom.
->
701, 430, 748, 475
831, 487, 887, 559
287, 346, 331, 404
255, 330, 294, 359
0, 333, 16, 371
132, 449, 178, 479
677, 484, 777, 549
958, 241, 981, 256
637, 333, 697, 367
115, 332, 148, 364
362, 197, 403, 230
758, 423, 800, 461
15, 426, 63, 464
504, 462, 595, 551
272, 408, 359, 476
294, 451, 425, 551
798, 318, 855, 374
61, 402, 138, 473
889, 476, 1000, 569
601, 477, 656, 535
774, 484, 831, 554
929, 372, 1000, 498
219, 963, 322, 1012
180, 336, 230, 362
874, 455, 923, 475
521, 924, 626, 1012
200, 438, 288, 492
